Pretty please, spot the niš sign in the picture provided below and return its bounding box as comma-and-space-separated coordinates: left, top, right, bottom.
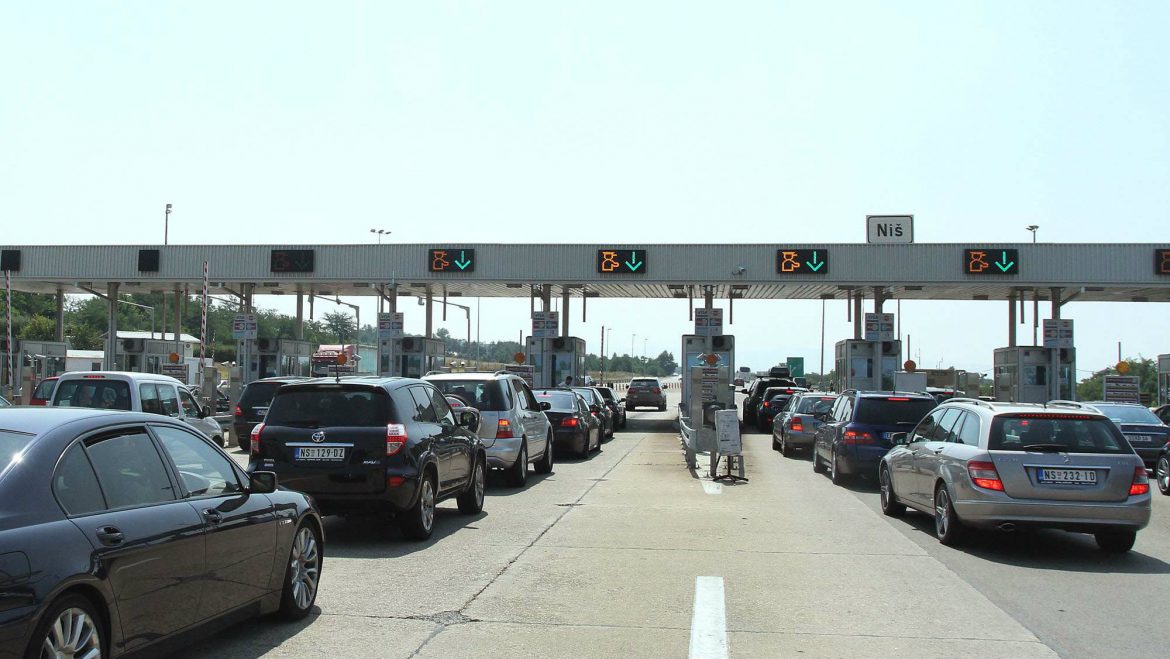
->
866, 215, 913, 244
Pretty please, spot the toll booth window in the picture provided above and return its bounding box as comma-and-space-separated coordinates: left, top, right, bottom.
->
1023, 365, 1047, 386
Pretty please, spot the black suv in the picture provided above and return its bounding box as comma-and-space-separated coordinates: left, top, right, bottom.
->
812, 390, 938, 484
233, 376, 310, 450
249, 377, 486, 540
593, 386, 627, 430
741, 377, 797, 427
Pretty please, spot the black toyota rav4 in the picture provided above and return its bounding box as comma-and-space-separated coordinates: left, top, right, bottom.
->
249, 377, 487, 540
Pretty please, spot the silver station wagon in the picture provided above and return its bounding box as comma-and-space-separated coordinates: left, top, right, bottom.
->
879, 399, 1151, 552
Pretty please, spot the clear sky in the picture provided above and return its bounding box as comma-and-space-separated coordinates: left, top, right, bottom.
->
3, 2, 1168, 378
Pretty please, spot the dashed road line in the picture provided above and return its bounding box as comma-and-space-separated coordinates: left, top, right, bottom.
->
689, 576, 729, 659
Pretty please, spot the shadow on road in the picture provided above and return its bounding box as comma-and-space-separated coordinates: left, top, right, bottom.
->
622, 415, 677, 434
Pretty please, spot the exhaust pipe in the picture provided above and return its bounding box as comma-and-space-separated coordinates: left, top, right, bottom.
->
997, 522, 1016, 532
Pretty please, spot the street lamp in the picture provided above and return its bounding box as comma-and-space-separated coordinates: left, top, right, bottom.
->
420, 297, 473, 356
164, 203, 173, 244
370, 229, 391, 244
1026, 225, 1039, 243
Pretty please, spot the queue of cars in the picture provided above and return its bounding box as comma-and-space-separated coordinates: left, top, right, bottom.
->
0, 369, 655, 657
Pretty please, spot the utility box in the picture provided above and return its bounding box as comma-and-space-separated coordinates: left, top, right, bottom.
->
681, 334, 735, 410
993, 346, 1076, 403
834, 339, 902, 391
526, 336, 586, 388
893, 371, 927, 393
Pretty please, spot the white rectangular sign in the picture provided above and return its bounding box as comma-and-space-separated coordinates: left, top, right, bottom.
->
231, 313, 258, 340
377, 312, 405, 339
694, 308, 724, 337
532, 311, 560, 339
866, 215, 914, 244
1042, 319, 1074, 349
715, 409, 742, 455
863, 313, 896, 342
1103, 375, 1140, 404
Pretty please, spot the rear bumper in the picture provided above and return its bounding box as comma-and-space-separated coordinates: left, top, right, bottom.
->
838, 445, 891, 475
486, 435, 523, 469
782, 431, 816, 448
627, 395, 666, 407
307, 476, 421, 515
553, 428, 587, 450
954, 497, 1151, 531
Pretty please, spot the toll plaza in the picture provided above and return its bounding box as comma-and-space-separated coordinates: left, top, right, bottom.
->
3, 242, 1170, 414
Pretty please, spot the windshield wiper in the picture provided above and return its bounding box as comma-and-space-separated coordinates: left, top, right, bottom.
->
1023, 443, 1068, 453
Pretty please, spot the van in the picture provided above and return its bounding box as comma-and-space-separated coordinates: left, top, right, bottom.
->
50, 371, 226, 446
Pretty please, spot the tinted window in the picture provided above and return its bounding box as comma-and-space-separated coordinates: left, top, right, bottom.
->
53, 379, 132, 410
140, 383, 162, 414
535, 391, 578, 412
87, 432, 177, 508
1091, 405, 1162, 425
54, 444, 106, 515
239, 382, 285, 409
427, 379, 510, 411
572, 388, 600, 405
266, 386, 394, 427
425, 387, 456, 426
154, 425, 242, 497
990, 415, 1131, 454
595, 388, 615, 402
408, 387, 438, 423
158, 385, 180, 416
630, 379, 659, 388
0, 430, 37, 473
955, 412, 980, 445
910, 409, 944, 443
933, 408, 963, 441
854, 397, 936, 426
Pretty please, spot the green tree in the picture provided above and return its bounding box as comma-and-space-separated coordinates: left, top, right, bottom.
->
67, 324, 103, 350
1077, 357, 1158, 401
322, 311, 357, 342
17, 315, 57, 341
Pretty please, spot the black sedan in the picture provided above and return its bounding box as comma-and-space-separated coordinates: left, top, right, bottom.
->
0, 407, 323, 658
534, 389, 601, 457
572, 387, 614, 438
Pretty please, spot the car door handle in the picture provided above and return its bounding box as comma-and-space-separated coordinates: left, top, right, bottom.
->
202, 509, 223, 525
933, 448, 945, 454
96, 526, 124, 546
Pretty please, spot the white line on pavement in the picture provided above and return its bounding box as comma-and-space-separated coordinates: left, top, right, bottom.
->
689, 576, 729, 659
700, 481, 723, 495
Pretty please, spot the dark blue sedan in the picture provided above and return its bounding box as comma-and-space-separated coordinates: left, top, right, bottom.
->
0, 408, 324, 658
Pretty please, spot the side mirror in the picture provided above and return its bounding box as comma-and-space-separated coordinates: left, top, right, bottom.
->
249, 471, 278, 494
740, 389, 749, 394
459, 409, 481, 432
539, 401, 551, 411
618, 397, 626, 403
890, 432, 909, 446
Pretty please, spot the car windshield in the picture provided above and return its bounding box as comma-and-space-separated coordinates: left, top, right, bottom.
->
428, 379, 510, 411
572, 388, 600, 404
52, 379, 132, 410
990, 415, 1132, 454
855, 397, 937, 426
534, 391, 578, 412
239, 382, 286, 409
798, 396, 837, 414
266, 386, 394, 428
1091, 405, 1162, 425
0, 429, 36, 472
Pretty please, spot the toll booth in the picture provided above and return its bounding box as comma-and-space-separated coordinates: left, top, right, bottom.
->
525, 336, 586, 389
395, 337, 446, 378
834, 339, 902, 391
253, 338, 312, 379
1157, 354, 1170, 406
0, 340, 68, 403
679, 334, 736, 472
993, 346, 1076, 403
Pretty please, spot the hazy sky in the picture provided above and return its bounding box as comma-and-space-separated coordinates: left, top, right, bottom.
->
3, 2, 1169, 378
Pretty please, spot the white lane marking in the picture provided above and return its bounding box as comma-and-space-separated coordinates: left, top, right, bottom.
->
701, 480, 723, 495
689, 576, 729, 659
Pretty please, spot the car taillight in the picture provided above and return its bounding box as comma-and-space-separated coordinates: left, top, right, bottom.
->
842, 429, 875, 444
652, 387, 661, 394
968, 460, 1004, 491
496, 419, 514, 439
386, 423, 407, 456
561, 417, 579, 427
234, 405, 243, 417
790, 418, 803, 432
1130, 467, 1150, 496
250, 422, 265, 457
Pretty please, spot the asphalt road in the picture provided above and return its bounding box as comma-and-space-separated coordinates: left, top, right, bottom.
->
167, 389, 1168, 658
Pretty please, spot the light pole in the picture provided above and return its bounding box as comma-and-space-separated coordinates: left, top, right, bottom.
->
631, 333, 636, 356
1026, 225, 1039, 243
118, 299, 156, 338
164, 203, 173, 244
370, 229, 391, 244
420, 297, 472, 355
643, 337, 648, 357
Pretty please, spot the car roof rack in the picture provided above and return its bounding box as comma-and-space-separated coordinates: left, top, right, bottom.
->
947, 397, 996, 410
1046, 400, 1093, 410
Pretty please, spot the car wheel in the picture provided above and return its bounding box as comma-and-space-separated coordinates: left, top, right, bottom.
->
279, 522, 322, 619
506, 441, 528, 487
879, 465, 906, 517
1157, 456, 1170, 496
578, 431, 591, 458
535, 432, 554, 474
457, 457, 486, 514
772, 434, 781, 451
658, 404, 666, 412
237, 433, 248, 452
830, 449, 849, 485
812, 448, 827, 474
934, 485, 965, 546
400, 472, 437, 540
214, 435, 227, 449
780, 435, 794, 458
1095, 529, 1137, 553
27, 594, 105, 659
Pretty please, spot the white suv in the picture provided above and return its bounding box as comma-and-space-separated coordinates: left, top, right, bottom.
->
423, 372, 553, 487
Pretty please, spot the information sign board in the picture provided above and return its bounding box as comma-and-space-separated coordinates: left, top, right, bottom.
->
964, 248, 1019, 275
596, 249, 647, 274
786, 357, 805, 378
694, 308, 724, 337
429, 248, 475, 272
775, 249, 829, 274
231, 314, 258, 340
532, 311, 560, 339
1042, 319, 1074, 349
866, 215, 913, 243
1103, 375, 1141, 404
863, 313, 895, 342
161, 363, 188, 383
715, 409, 742, 455
377, 312, 404, 339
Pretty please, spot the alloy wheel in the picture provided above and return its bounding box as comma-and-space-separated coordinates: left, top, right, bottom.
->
1158, 457, 1170, 495
41, 607, 101, 659
935, 488, 951, 537
289, 526, 320, 611
420, 479, 435, 532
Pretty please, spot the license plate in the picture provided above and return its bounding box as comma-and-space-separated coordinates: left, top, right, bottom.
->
1127, 434, 1153, 443
295, 447, 347, 461
882, 432, 893, 440
1037, 468, 1097, 484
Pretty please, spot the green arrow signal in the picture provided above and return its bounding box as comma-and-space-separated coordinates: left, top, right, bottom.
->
625, 251, 644, 272
806, 250, 825, 272
454, 250, 472, 270
994, 251, 1015, 272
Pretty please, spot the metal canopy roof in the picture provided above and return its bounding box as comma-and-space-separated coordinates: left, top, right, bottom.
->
2, 243, 1168, 302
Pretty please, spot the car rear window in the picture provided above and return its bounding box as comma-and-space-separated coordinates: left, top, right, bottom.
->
52, 379, 132, 411
630, 379, 658, 387
1091, 405, 1162, 425
535, 391, 578, 412
855, 397, 937, 426
989, 415, 1132, 454
239, 382, 286, 410
266, 386, 395, 428
0, 430, 37, 474
32, 379, 56, 400
572, 388, 600, 404
427, 379, 510, 411
798, 396, 837, 414
595, 388, 615, 402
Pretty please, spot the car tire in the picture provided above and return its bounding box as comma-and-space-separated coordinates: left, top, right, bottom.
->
658, 404, 666, 412
830, 449, 849, 485
780, 435, 794, 458
535, 433, 554, 474
879, 465, 906, 517
457, 457, 486, 514
1156, 456, 1170, 496
1095, 529, 1137, 553
934, 484, 965, 546
26, 594, 105, 659
506, 441, 528, 487
772, 434, 781, 451
400, 472, 437, 540
279, 521, 322, 619
812, 449, 827, 473
238, 433, 248, 452
214, 435, 227, 449
578, 431, 591, 458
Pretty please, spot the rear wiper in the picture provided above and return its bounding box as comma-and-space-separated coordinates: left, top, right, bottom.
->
284, 420, 322, 428
1023, 444, 1067, 453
